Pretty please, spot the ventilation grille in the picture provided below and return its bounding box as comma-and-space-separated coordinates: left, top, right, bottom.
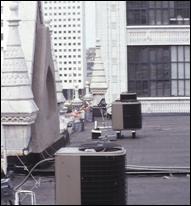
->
81, 154, 126, 205
123, 103, 142, 129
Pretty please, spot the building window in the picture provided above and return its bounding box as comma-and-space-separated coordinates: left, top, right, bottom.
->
126, 1, 190, 25
127, 46, 190, 97
171, 46, 190, 96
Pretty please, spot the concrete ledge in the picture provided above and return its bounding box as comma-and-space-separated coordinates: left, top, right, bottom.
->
138, 97, 190, 113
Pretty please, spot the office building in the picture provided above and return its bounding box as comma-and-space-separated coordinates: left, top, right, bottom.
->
42, 1, 86, 99
96, 1, 190, 113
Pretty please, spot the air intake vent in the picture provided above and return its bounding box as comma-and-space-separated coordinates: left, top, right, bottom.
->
55, 143, 126, 205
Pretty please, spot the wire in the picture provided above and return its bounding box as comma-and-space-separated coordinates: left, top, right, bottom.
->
125, 171, 190, 176
126, 164, 190, 170
16, 155, 39, 186
13, 158, 190, 191
14, 158, 54, 191
125, 164, 190, 175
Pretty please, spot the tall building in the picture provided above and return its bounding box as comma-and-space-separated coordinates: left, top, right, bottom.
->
42, 1, 86, 99
96, 1, 190, 113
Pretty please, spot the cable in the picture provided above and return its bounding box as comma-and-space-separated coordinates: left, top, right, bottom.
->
126, 164, 190, 170
125, 171, 190, 176
16, 155, 39, 186
126, 165, 190, 172
125, 164, 190, 176
14, 158, 54, 191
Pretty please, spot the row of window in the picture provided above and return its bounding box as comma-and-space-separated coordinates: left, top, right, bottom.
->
53, 26, 81, 30
44, 5, 81, 9
59, 67, 81, 70
54, 37, 81, 40
53, 30, 81, 34
55, 49, 81, 54
44, 1, 80, 4
51, 25, 81, 28
52, 24, 81, 28
44, 12, 81, 16
57, 55, 81, 59
61, 79, 82, 83
128, 46, 190, 97
55, 55, 81, 58
126, 1, 190, 25
54, 42, 81, 46
53, 36, 81, 40
60, 73, 82, 76
61, 61, 82, 64
49, 18, 81, 23
58, 54, 82, 58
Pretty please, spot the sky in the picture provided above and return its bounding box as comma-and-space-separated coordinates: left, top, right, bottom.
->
85, 1, 96, 49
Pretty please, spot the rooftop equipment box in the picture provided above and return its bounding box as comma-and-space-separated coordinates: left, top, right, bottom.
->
112, 93, 142, 130
55, 142, 126, 205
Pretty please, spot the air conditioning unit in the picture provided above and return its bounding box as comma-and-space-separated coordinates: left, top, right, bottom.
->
55, 142, 126, 205
112, 92, 142, 130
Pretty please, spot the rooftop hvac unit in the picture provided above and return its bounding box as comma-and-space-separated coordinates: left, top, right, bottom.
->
55, 142, 126, 205
112, 92, 142, 131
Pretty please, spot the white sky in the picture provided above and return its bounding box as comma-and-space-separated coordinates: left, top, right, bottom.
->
85, 1, 96, 48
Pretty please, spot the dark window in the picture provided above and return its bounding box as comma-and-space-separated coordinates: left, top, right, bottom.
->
126, 1, 190, 25
128, 46, 190, 97
128, 46, 171, 97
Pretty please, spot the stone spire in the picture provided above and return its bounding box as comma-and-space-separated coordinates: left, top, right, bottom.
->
90, 39, 107, 95
44, 17, 66, 105
84, 80, 93, 102
72, 85, 83, 108
90, 39, 107, 105
1, 2, 38, 155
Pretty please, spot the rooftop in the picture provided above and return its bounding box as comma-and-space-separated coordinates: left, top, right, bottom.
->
11, 114, 190, 205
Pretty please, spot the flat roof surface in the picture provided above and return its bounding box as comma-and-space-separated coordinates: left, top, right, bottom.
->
11, 114, 190, 205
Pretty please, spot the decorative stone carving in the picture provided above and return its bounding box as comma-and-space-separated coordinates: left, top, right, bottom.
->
83, 81, 93, 102
72, 85, 83, 107
3, 56, 29, 72
4, 47, 24, 58
1, 113, 38, 125
2, 73, 30, 85
139, 97, 190, 113
1, 1, 38, 156
127, 26, 190, 45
